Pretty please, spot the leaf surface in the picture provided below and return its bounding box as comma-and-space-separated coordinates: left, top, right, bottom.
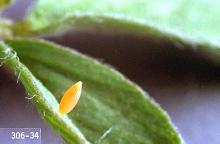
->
0, 39, 183, 144
15, 0, 220, 45
0, 41, 90, 144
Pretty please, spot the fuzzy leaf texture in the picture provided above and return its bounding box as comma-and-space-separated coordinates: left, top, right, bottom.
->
0, 39, 183, 144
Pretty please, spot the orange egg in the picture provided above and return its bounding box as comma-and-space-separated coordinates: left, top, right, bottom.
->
59, 81, 82, 115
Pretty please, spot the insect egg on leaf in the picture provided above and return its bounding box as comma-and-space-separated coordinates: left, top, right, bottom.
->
59, 81, 82, 115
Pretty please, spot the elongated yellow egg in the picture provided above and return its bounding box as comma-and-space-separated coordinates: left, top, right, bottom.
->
59, 81, 82, 115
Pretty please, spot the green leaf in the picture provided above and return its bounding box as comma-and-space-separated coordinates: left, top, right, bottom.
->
0, 38, 183, 144
14, 0, 220, 45
0, 41, 90, 144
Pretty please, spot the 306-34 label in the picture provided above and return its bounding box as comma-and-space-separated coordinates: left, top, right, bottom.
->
11, 131, 39, 140
0, 128, 41, 144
